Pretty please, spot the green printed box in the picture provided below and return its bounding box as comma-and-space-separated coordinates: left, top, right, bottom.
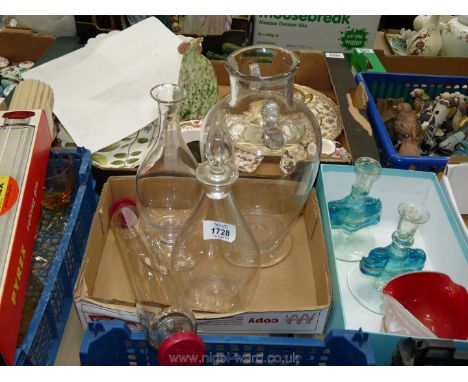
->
254, 15, 380, 53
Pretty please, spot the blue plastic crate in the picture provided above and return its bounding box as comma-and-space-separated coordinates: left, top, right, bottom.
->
14, 147, 97, 366
356, 71, 468, 172
79, 320, 376, 366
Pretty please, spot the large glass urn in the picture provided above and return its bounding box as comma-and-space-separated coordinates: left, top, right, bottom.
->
201, 46, 322, 267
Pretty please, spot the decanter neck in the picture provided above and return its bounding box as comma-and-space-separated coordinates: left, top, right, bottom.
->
203, 184, 231, 200
159, 102, 182, 133
229, 76, 295, 107
225, 45, 299, 108
150, 83, 186, 138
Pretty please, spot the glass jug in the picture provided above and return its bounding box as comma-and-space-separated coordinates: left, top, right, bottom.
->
201, 46, 322, 267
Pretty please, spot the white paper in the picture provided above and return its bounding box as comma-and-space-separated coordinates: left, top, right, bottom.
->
23, 17, 184, 153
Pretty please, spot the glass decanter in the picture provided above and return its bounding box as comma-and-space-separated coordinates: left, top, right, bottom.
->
172, 117, 261, 313
201, 45, 322, 267
348, 202, 430, 314
136, 84, 202, 253
328, 157, 382, 261
110, 199, 205, 365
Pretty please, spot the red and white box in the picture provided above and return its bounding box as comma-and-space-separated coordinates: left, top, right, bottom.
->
0, 110, 51, 365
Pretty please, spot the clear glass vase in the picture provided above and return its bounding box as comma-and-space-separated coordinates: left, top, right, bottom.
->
328, 157, 382, 262
136, 84, 202, 254
172, 118, 261, 313
348, 202, 430, 314
201, 45, 322, 267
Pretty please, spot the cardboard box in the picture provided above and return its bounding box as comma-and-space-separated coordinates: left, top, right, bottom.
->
0, 109, 51, 365
440, 158, 468, 242
211, 51, 359, 163
373, 31, 468, 76
443, 161, 468, 215
440, 173, 468, 243
74, 176, 332, 334
253, 16, 380, 54
317, 164, 468, 365
0, 27, 54, 63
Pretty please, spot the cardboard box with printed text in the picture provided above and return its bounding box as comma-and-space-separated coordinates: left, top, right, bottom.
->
74, 176, 332, 335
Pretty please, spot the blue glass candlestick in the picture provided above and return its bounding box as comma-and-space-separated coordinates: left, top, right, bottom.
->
348, 203, 430, 313
328, 157, 382, 261
361, 203, 430, 289
329, 157, 382, 233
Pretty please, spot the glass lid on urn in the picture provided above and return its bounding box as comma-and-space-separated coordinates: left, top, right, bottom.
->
201, 45, 322, 267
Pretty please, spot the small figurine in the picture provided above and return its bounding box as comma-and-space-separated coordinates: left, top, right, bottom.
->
393, 103, 423, 156
421, 98, 451, 152
453, 141, 468, 156
377, 98, 404, 144
439, 125, 468, 152
377, 98, 404, 123
410, 88, 431, 114
452, 95, 468, 132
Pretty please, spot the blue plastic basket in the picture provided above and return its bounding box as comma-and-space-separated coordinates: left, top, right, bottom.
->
15, 147, 97, 366
356, 71, 468, 172
79, 320, 376, 366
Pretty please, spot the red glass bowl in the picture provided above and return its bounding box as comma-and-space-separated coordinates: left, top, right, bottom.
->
383, 272, 468, 340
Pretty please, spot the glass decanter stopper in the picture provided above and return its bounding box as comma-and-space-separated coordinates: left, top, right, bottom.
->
328, 157, 382, 261
110, 199, 205, 365
348, 202, 430, 314
136, 84, 202, 252
171, 117, 261, 313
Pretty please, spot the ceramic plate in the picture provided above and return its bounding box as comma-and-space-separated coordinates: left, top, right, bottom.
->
91, 121, 159, 168
56, 115, 350, 170
55, 117, 203, 169
294, 84, 343, 140
384, 31, 407, 56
